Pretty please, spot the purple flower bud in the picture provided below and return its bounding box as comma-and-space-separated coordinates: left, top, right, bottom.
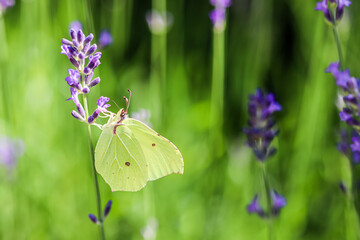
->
84, 67, 91, 74
88, 214, 99, 224
82, 87, 90, 94
70, 29, 77, 41
247, 194, 265, 217
97, 96, 110, 109
71, 110, 83, 120
89, 77, 100, 88
69, 57, 80, 68
78, 52, 85, 60
61, 38, 73, 46
77, 104, 86, 118
86, 44, 97, 56
77, 30, 85, 44
68, 46, 78, 57
85, 71, 94, 85
104, 200, 112, 218
88, 115, 95, 124
73, 40, 80, 48
339, 181, 347, 194
84, 33, 94, 45
83, 42, 90, 53
99, 30, 113, 49
271, 190, 286, 216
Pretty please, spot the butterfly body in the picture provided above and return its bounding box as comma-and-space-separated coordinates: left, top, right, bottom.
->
95, 111, 184, 192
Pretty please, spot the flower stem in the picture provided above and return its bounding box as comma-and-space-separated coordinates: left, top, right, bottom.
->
329, 8, 344, 69
83, 94, 106, 240
261, 163, 273, 240
332, 25, 344, 69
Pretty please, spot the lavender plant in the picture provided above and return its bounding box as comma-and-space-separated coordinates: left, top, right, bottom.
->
61, 27, 183, 239
244, 89, 286, 233
316, 0, 360, 235
61, 28, 110, 239
98, 30, 113, 49
0, 0, 14, 14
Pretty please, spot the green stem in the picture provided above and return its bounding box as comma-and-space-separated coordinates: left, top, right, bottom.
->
261, 163, 273, 240
150, 0, 167, 130
209, 27, 225, 157
329, 7, 344, 68
332, 25, 344, 69
83, 94, 106, 240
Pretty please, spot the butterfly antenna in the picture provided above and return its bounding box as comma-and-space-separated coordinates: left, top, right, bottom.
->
124, 89, 131, 113
111, 100, 120, 111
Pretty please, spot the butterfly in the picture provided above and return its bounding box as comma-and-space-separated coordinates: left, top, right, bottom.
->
94, 91, 184, 191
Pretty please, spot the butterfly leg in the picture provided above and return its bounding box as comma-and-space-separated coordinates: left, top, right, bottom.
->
113, 123, 124, 135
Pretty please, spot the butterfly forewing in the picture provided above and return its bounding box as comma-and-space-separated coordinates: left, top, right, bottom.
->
95, 124, 149, 192
122, 118, 184, 181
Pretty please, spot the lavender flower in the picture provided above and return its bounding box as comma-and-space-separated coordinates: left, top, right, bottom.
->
103, 200, 112, 218
0, 137, 24, 171
88, 96, 111, 124
243, 89, 282, 161
271, 190, 286, 216
61, 28, 110, 123
209, 0, 231, 32
315, 0, 352, 23
69, 21, 82, 32
88, 214, 99, 224
0, 0, 14, 12
98, 30, 113, 49
247, 191, 286, 218
339, 181, 347, 194
326, 63, 360, 130
146, 10, 173, 35
67, 88, 86, 121
247, 194, 265, 217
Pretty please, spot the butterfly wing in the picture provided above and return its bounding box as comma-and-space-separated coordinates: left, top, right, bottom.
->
122, 118, 184, 181
95, 123, 149, 192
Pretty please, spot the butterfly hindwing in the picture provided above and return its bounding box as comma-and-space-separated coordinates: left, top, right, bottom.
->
95, 124, 149, 192
122, 118, 184, 181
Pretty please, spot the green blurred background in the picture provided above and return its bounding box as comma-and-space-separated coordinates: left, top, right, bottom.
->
0, 0, 359, 239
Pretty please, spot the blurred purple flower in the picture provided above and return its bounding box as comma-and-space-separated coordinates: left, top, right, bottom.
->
247, 194, 265, 217
0, 0, 14, 12
315, 0, 351, 22
0, 137, 24, 171
209, 0, 231, 31
98, 30, 113, 49
271, 190, 286, 215
69, 21, 82, 32
88, 214, 99, 224
210, 0, 231, 8
243, 89, 282, 161
326, 62, 360, 130
339, 181, 347, 194
103, 200, 112, 218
